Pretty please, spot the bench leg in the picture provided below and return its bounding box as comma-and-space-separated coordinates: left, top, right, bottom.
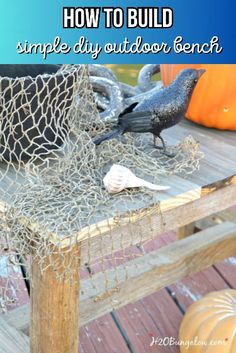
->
30, 245, 80, 353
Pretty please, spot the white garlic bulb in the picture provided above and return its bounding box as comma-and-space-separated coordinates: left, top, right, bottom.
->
103, 164, 170, 194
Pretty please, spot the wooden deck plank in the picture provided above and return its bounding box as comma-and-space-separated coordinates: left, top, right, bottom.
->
2, 304, 29, 335
141, 291, 182, 352
80, 316, 131, 353
0, 255, 29, 313
0, 317, 29, 353
79, 328, 97, 353
214, 257, 236, 289
171, 267, 230, 309
114, 291, 182, 353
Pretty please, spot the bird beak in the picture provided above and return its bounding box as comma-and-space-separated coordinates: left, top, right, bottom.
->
197, 69, 206, 78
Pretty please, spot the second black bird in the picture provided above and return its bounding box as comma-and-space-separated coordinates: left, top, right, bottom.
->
93, 68, 205, 156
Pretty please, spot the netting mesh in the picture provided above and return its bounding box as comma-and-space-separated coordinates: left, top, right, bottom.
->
0, 64, 204, 312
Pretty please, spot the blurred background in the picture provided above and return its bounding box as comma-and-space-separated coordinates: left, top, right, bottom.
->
105, 64, 161, 85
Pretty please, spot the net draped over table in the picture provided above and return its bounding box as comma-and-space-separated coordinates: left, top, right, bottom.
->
0, 64, 203, 311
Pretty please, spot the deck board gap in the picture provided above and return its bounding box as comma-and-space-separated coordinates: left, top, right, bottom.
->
16, 254, 31, 295
111, 311, 137, 353
165, 287, 186, 315
212, 264, 234, 289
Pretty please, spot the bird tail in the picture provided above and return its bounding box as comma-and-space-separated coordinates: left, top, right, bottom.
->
93, 128, 122, 145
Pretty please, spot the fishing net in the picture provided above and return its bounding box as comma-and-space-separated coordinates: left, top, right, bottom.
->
0, 64, 204, 312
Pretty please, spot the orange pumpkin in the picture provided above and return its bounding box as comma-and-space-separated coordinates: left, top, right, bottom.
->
160, 64, 236, 130
179, 289, 236, 353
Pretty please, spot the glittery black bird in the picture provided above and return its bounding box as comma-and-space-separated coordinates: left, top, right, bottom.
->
93, 68, 205, 157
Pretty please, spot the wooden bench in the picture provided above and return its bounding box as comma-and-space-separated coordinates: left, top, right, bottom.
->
0, 119, 236, 353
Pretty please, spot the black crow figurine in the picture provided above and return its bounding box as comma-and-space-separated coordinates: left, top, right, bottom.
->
93, 68, 205, 157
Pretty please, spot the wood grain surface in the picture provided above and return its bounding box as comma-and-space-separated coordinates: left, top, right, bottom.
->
30, 245, 81, 353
